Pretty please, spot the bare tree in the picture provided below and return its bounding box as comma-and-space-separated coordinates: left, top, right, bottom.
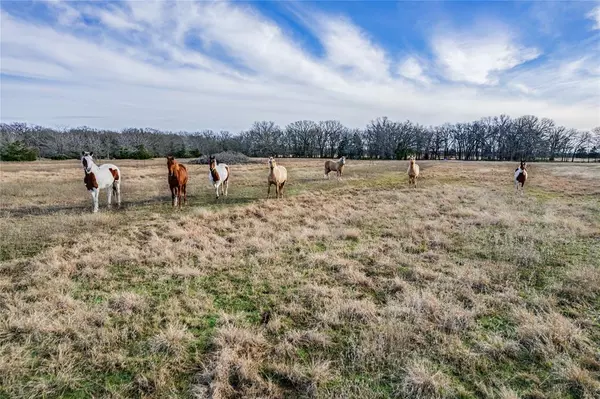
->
286, 120, 318, 157
318, 120, 346, 158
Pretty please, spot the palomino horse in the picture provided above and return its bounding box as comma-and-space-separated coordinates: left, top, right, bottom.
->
81, 151, 121, 213
208, 155, 230, 199
324, 156, 346, 180
267, 156, 287, 199
407, 156, 420, 187
167, 156, 188, 207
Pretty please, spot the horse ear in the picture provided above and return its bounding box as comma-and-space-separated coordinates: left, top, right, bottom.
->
81, 151, 85, 156
90, 152, 94, 157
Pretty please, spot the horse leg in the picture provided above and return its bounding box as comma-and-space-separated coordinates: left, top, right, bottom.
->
91, 188, 99, 213
215, 183, 219, 199
182, 184, 187, 206
171, 187, 176, 207
279, 181, 285, 198
107, 186, 112, 208
114, 180, 121, 208
267, 183, 271, 199
224, 180, 228, 197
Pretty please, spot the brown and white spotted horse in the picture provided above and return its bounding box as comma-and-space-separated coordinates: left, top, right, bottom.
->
514, 160, 528, 194
208, 155, 230, 199
81, 151, 121, 213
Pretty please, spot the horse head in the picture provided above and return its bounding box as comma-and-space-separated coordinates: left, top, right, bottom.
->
340, 156, 346, 165
209, 156, 217, 171
81, 151, 94, 174
268, 156, 276, 169
167, 156, 176, 178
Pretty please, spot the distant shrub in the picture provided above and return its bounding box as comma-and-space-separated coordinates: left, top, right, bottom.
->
191, 151, 251, 165
132, 145, 154, 160
0, 141, 39, 161
189, 148, 202, 158
49, 154, 72, 160
115, 145, 154, 160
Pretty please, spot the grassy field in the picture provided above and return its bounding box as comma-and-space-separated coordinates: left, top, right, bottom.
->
1, 158, 599, 399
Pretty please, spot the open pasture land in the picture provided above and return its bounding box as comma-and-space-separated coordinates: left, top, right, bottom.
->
1, 159, 599, 399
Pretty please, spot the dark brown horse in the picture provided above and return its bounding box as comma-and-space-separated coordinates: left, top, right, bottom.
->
167, 156, 188, 208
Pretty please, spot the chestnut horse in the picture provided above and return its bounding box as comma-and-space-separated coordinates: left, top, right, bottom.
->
167, 156, 188, 208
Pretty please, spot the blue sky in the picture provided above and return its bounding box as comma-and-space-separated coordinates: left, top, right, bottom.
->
1, 0, 599, 131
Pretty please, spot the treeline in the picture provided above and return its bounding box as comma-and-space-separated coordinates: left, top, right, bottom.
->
1, 115, 599, 161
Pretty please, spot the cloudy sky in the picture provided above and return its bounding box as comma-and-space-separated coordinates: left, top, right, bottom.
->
1, 0, 599, 132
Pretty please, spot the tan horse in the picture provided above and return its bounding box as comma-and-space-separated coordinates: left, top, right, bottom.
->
407, 157, 420, 187
167, 156, 188, 208
324, 156, 346, 180
267, 157, 287, 199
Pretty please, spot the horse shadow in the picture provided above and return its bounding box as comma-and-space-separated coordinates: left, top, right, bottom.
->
1, 195, 167, 218
0, 194, 264, 218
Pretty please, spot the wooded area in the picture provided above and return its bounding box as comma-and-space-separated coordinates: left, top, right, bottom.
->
1, 114, 599, 161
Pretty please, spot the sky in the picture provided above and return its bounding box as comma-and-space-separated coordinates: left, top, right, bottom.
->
1, 0, 599, 132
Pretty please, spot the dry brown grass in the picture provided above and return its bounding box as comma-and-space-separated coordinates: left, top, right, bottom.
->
1, 158, 599, 398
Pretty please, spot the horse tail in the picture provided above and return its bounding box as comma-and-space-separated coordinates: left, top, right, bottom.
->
224, 165, 230, 182
110, 168, 120, 193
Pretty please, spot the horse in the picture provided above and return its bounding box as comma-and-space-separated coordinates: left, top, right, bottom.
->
407, 156, 420, 187
267, 156, 287, 199
514, 160, 528, 194
167, 156, 188, 208
80, 151, 121, 213
208, 155, 229, 199
324, 156, 346, 180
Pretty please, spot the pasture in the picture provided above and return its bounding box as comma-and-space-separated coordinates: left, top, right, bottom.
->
1, 158, 599, 399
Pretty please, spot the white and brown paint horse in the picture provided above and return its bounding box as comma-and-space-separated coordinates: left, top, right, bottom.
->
514, 160, 528, 194
208, 155, 230, 199
81, 151, 121, 213
324, 156, 346, 180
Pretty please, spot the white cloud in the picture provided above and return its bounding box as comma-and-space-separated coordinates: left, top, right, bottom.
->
316, 16, 390, 81
127, 0, 164, 25
397, 57, 430, 84
432, 32, 541, 85
587, 6, 600, 30
512, 83, 534, 95
507, 54, 600, 107
0, 1, 598, 132
42, 0, 82, 26
83, 5, 141, 32
176, 1, 348, 90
